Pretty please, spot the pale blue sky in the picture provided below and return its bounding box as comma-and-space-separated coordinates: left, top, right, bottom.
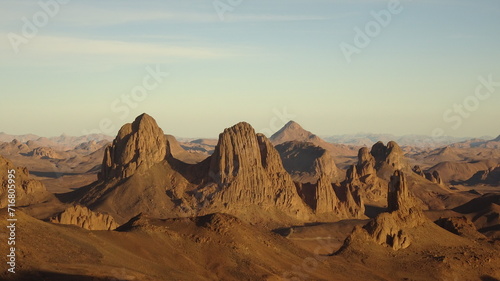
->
1, 0, 499, 138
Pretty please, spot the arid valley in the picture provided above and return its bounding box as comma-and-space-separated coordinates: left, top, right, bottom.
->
1, 113, 499, 280
2, 1, 500, 280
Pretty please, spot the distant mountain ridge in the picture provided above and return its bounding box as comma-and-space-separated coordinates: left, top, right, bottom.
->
0, 132, 113, 150
323, 133, 485, 148
1, 130, 496, 150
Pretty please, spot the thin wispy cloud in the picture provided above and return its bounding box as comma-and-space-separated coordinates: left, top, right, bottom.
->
0, 4, 328, 27
0, 35, 245, 67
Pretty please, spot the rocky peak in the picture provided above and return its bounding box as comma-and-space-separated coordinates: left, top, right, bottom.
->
345, 165, 359, 182
282, 121, 303, 131
209, 122, 262, 185
370, 141, 408, 172
99, 113, 167, 181
387, 170, 414, 213
356, 147, 376, 176
270, 121, 317, 145
207, 122, 309, 219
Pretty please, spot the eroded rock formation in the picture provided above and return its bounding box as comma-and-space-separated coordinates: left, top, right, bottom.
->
341, 170, 426, 251
203, 122, 311, 220
99, 113, 167, 181
0, 155, 52, 208
50, 205, 119, 230
413, 165, 445, 186
83, 115, 366, 225
275, 141, 339, 183
434, 216, 485, 240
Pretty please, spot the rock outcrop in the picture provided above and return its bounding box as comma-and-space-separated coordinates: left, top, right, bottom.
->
413, 165, 445, 186
386, 170, 420, 214
80, 115, 366, 225
356, 147, 376, 176
434, 216, 485, 240
412, 165, 425, 177
343, 146, 386, 203
203, 122, 365, 222
27, 147, 63, 159
0, 155, 52, 208
99, 113, 167, 181
0, 139, 31, 155
424, 171, 444, 185
371, 141, 410, 174
275, 141, 365, 218
341, 170, 426, 251
275, 141, 339, 183
465, 166, 500, 186
203, 122, 312, 221
296, 172, 365, 219
342, 141, 417, 205
50, 205, 119, 230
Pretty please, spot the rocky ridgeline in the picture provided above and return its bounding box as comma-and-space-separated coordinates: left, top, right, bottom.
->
343, 140, 448, 204
99, 113, 167, 181
90, 115, 366, 224
50, 205, 119, 230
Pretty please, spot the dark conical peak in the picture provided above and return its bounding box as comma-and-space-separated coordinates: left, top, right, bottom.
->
493, 135, 500, 142
370, 141, 387, 162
